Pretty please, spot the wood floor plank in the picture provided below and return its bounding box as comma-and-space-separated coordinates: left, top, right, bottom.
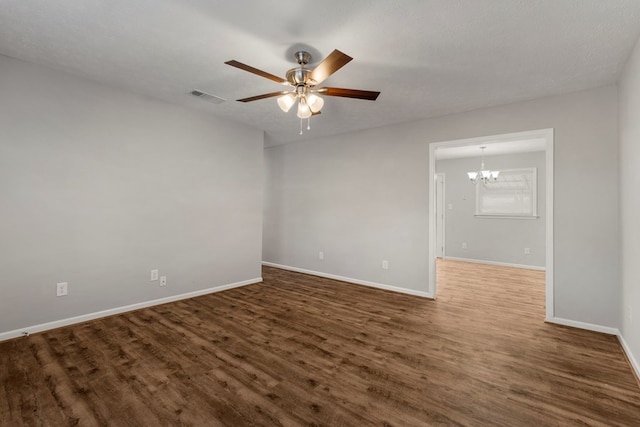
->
1, 260, 639, 425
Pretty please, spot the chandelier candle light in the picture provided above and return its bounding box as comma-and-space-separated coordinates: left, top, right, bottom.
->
467, 146, 500, 184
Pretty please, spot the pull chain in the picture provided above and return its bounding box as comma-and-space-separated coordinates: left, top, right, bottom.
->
299, 118, 303, 135
307, 117, 311, 130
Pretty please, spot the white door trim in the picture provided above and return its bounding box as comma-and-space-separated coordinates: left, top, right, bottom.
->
435, 173, 446, 258
428, 128, 554, 320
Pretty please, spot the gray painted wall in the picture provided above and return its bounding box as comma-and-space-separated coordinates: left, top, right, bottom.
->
437, 152, 545, 267
619, 35, 640, 373
263, 133, 430, 292
264, 85, 619, 328
0, 55, 264, 334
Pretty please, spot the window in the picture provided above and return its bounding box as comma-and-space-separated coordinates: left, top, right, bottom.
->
475, 168, 537, 218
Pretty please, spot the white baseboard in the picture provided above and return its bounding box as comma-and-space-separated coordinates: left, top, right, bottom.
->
0, 277, 262, 342
262, 261, 433, 299
536, 317, 640, 382
545, 316, 619, 335
444, 256, 546, 271
617, 332, 640, 383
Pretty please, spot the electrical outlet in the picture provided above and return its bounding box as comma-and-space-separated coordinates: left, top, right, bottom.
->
56, 282, 68, 297
319, 251, 324, 260
151, 269, 159, 281
382, 260, 389, 270
462, 242, 467, 249
160, 276, 167, 286
524, 248, 531, 255
628, 305, 633, 321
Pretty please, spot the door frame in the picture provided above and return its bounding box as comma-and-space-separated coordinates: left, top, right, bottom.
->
427, 128, 555, 321
435, 173, 446, 258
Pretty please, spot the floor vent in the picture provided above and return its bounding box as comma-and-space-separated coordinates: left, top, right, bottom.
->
190, 90, 226, 104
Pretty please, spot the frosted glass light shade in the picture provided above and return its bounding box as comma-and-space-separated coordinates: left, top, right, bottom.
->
297, 101, 312, 119
277, 94, 296, 112
467, 172, 478, 181
306, 94, 324, 113
490, 170, 500, 180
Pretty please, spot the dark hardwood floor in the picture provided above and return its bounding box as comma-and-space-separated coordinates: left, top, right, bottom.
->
1, 260, 639, 426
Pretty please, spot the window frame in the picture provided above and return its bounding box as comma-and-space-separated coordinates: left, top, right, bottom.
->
474, 167, 538, 219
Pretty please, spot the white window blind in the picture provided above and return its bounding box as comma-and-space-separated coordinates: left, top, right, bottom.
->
475, 168, 537, 218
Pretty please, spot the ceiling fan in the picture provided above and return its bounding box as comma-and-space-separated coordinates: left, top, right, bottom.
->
225, 49, 380, 128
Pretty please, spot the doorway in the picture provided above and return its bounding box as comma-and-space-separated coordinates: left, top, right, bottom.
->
427, 128, 554, 321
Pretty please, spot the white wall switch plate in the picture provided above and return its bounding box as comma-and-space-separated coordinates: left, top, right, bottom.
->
56, 282, 68, 297
151, 269, 159, 281
319, 251, 324, 260
382, 260, 389, 270
524, 248, 531, 255
462, 242, 467, 249
160, 276, 167, 286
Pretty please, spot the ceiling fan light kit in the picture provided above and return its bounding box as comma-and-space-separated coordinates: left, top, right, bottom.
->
277, 93, 296, 112
306, 94, 324, 113
225, 49, 380, 134
297, 98, 312, 119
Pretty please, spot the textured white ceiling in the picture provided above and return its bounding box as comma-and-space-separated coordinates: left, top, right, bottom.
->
1, 0, 639, 147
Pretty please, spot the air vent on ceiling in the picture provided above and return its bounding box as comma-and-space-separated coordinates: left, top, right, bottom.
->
190, 90, 226, 104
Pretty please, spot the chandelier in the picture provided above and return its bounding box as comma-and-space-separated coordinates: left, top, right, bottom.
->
467, 146, 500, 184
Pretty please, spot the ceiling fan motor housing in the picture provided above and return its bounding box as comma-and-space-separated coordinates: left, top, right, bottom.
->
286, 67, 312, 86
286, 51, 316, 87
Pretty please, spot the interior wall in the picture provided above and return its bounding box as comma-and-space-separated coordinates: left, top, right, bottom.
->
264, 84, 619, 328
263, 131, 430, 293
618, 35, 640, 374
437, 151, 545, 268
0, 55, 264, 335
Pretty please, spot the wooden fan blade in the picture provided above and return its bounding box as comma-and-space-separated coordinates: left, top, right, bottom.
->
225, 60, 287, 84
318, 87, 380, 101
237, 91, 289, 102
312, 110, 321, 116
308, 50, 353, 85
